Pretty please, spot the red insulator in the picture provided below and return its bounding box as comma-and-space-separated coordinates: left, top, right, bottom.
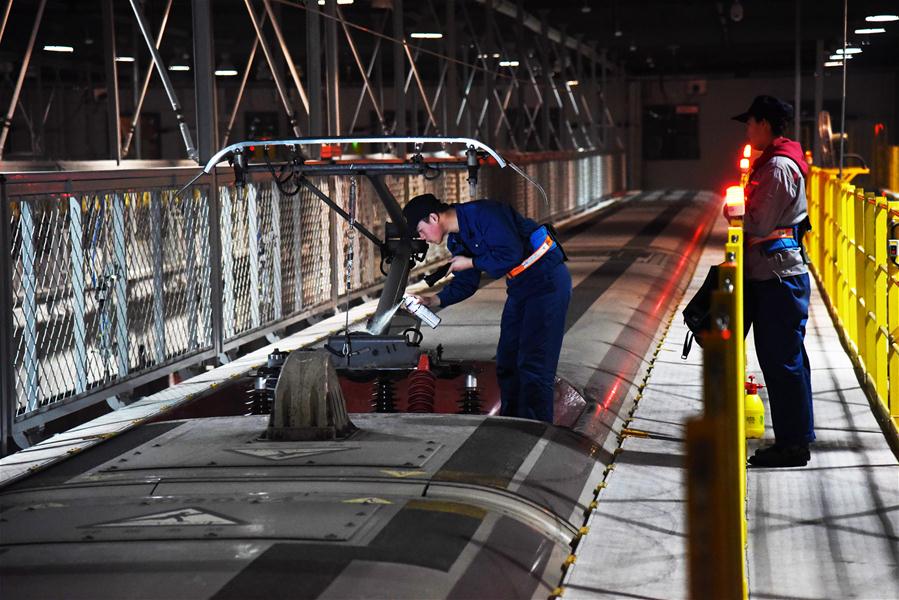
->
406, 354, 436, 413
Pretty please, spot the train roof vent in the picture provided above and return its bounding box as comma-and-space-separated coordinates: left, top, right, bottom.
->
267, 351, 357, 441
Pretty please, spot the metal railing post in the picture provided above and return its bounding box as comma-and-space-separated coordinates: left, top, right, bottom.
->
112, 193, 129, 377
271, 183, 282, 321
220, 186, 235, 342
20, 199, 37, 413
247, 184, 261, 329
292, 188, 303, 314
69, 195, 87, 393
184, 189, 199, 350
151, 191, 166, 363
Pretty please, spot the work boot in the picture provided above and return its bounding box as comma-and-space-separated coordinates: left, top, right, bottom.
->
747, 443, 810, 468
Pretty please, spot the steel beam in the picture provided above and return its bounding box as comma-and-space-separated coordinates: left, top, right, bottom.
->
222, 11, 266, 147
262, 0, 310, 115
403, 43, 441, 135
242, 0, 303, 137
0, 0, 46, 160
122, 0, 173, 158
338, 6, 390, 136
445, 0, 458, 137
325, 0, 341, 136
192, 0, 217, 163
393, 0, 406, 150
474, 0, 614, 71
306, 3, 323, 136
0, 0, 12, 45
348, 14, 389, 135
128, 0, 198, 161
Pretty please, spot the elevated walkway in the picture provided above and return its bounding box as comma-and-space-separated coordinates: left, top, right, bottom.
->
562, 213, 899, 600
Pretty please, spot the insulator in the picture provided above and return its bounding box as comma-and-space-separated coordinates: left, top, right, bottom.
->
246, 349, 289, 416
372, 376, 396, 413
407, 369, 436, 413
458, 373, 482, 414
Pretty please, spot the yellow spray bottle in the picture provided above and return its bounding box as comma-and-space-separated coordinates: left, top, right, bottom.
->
744, 375, 765, 439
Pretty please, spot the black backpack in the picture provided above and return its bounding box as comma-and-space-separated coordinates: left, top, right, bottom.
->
681, 265, 719, 359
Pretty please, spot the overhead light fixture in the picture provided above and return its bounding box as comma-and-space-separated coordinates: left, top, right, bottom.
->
829, 54, 853, 60
824, 61, 844, 67
835, 47, 862, 54
410, 32, 443, 39
319, 0, 354, 4
567, 80, 579, 86
215, 68, 239, 76
629, 42, 637, 52
855, 27, 886, 34
169, 65, 190, 72
492, 53, 501, 58
43, 45, 74, 53
498, 60, 519, 67
115, 56, 135, 63
865, 14, 898, 22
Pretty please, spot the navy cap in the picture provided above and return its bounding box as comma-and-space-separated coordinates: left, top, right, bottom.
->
732, 95, 794, 123
402, 193, 449, 231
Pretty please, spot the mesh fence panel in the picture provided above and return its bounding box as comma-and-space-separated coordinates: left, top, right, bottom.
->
7, 153, 625, 420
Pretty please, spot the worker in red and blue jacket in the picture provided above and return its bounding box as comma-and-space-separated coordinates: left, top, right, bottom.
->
732, 95, 815, 467
403, 193, 571, 423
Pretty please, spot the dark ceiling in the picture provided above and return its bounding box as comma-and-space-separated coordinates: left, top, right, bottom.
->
1, 0, 897, 89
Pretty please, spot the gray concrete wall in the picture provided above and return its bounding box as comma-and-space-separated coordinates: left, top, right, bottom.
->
637, 69, 898, 194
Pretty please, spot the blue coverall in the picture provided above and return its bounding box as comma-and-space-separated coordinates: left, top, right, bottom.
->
436, 200, 572, 423
743, 149, 815, 445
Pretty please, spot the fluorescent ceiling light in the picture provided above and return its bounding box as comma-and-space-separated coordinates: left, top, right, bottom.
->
214, 69, 239, 76
169, 65, 190, 72
854, 27, 886, 34
319, 0, 354, 4
43, 45, 73, 53
824, 61, 844, 67
115, 56, 135, 63
835, 47, 862, 54
498, 60, 519, 67
410, 33, 443, 39
566, 80, 579, 86
829, 54, 853, 60
865, 14, 898, 22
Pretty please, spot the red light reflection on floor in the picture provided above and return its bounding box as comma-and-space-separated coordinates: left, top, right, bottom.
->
652, 217, 709, 316
598, 378, 622, 413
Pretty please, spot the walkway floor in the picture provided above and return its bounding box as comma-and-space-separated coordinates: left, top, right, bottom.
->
563, 216, 899, 600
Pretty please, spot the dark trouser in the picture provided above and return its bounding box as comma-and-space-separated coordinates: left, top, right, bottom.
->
744, 273, 815, 445
496, 263, 572, 423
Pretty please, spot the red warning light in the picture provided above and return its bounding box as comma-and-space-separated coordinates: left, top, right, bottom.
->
721, 329, 732, 340
874, 123, 885, 136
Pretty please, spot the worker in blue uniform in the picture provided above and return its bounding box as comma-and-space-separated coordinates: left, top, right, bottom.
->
731, 95, 815, 467
403, 193, 571, 423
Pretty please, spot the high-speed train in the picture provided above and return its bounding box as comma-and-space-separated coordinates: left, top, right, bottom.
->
0, 139, 717, 599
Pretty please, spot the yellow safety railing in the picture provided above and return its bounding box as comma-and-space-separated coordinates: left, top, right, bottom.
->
806, 163, 899, 435
687, 218, 747, 600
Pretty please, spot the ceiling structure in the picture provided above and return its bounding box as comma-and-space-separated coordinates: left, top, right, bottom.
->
2, 0, 897, 87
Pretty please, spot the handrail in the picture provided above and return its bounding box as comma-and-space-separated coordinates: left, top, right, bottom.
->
806, 165, 898, 444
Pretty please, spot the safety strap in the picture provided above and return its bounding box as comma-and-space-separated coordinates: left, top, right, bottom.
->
746, 227, 795, 248
507, 235, 554, 279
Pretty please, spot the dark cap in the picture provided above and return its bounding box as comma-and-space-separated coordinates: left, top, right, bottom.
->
402, 193, 449, 230
732, 95, 794, 123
